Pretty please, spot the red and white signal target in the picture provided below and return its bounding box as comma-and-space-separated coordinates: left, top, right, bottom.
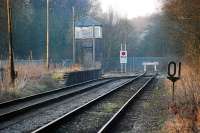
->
120, 50, 127, 64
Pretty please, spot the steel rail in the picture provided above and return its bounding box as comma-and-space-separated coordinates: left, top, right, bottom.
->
0, 78, 114, 122
31, 73, 145, 133
0, 78, 106, 108
97, 75, 156, 133
0, 76, 135, 108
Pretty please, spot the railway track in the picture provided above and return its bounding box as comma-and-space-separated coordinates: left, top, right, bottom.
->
0, 75, 141, 133
31, 73, 153, 133
98, 75, 156, 133
0, 78, 114, 122
103, 78, 158, 133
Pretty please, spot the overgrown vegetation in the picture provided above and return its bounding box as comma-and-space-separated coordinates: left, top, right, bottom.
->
162, 0, 200, 132
163, 66, 200, 133
0, 63, 81, 102
0, 63, 48, 101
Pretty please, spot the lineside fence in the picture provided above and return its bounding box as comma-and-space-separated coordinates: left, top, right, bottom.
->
0, 59, 73, 81
0, 59, 73, 67
64, 69, 102, 85
103, 57, 178, 73
0, 57, 178, 80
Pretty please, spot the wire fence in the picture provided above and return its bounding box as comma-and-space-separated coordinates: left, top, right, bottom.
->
0, 59, 73, 80
0, 57, 178, 80
103, 57, 178, 73
0, 59, 73, 67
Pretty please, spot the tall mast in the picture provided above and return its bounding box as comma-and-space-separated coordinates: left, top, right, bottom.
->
72, 6, 76, 64
46, 0, 49, 69
92, 25, 96, 66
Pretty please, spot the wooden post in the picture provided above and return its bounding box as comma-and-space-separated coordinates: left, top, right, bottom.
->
46, 0, 49, 69
7, 0, 15, 87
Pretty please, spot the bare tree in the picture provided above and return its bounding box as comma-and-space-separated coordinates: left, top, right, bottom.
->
164, 0, 200, 63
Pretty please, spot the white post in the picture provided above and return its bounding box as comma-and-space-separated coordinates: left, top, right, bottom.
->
121, 64, 123, 73
125, 64, 127, 73
154, 64, 157, 71
144, 65, 146, 72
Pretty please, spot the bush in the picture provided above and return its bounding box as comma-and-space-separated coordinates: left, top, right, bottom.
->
163, 64, 200, 132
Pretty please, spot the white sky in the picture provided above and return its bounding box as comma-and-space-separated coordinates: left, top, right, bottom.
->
100, 0, 162, 19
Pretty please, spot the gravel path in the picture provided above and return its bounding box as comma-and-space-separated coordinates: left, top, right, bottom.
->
51, 78, 150, 133
0, 79, 111, 115
0, 79, 130, 133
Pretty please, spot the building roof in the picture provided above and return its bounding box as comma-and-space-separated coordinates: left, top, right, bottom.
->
75, 16, 102, 27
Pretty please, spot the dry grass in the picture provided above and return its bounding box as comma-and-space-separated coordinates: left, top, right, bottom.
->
51, 64, 81, 80
163, 64, 200, 133
0, 63, 49, 96
0, 62, 81, 99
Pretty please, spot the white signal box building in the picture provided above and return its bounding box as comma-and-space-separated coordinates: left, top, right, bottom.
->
75, 17, 102, 39
75, 26, 102, 39
75, 17, 103, 68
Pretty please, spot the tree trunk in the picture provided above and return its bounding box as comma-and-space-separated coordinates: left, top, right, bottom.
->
7, 0, 15, 87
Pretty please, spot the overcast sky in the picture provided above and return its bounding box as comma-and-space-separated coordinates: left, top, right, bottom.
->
99, 0, 162, 19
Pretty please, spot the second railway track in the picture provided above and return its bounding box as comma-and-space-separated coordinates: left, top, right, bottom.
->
0, 78, 113, 122
32, 73, 154, 133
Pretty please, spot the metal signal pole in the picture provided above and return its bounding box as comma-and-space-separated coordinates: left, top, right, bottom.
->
121, 43, 123, 73
46, 0, 49, 69
72, 6, 76, 64
7, 0, 16, 87
125, 42, 127, 73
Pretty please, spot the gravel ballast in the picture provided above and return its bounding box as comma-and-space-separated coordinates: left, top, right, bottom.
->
0, 79, 130, 133
51, 78, 150, 133
111, 79, 168, 133
0, 79, 111, 115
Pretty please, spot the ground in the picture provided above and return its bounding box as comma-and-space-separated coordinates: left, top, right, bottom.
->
142, 79, 169, 132
0, 72, 170, 133
112, 78, 170, 133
